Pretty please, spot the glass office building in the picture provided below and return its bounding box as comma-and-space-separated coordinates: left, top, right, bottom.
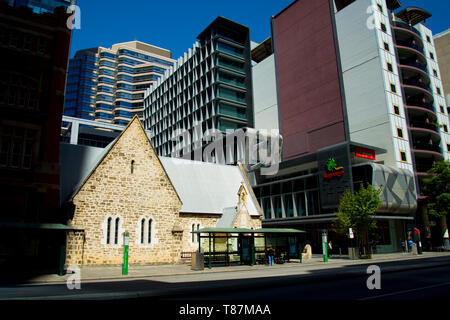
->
64, 41, 175, 125
6, 0, 75, 14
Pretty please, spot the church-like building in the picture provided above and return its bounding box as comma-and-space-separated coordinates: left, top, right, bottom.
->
60, 116, 263, 266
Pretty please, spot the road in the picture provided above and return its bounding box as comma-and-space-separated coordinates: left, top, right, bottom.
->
178, 264, 450, 301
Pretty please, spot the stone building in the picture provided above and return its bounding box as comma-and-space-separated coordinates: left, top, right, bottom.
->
61, 116, 262, 266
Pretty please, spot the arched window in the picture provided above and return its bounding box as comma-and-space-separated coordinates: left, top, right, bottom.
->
197, 224, 200, 243
131, 160, 135, 174
140, 218, 145, 244
106, 217, 112, 244
114, 217, 120, 244
191, 224, 195, 242
148, 219, 152, 244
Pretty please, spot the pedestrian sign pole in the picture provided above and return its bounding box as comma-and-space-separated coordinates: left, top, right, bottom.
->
322, 232, 328, 263
122, 232, 129, 276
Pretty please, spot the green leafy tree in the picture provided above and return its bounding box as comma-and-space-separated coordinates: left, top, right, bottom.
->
333, 184, 382, 256
422, 161, 450, 245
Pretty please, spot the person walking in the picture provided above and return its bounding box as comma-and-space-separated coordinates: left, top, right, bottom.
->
328, 241, 333, 257
267, 244, 275, 266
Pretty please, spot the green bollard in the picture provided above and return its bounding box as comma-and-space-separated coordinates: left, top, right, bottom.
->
122, 232, 129, 275
59, 245, 66, 276
322, 232, 328, 263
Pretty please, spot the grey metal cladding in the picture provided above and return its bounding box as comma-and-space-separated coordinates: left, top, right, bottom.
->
371, 163, 417, 214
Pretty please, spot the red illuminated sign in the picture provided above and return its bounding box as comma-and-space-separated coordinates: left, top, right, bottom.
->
355, 147, 376, 160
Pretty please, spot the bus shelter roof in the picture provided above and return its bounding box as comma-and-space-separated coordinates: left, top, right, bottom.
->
192, 227, 306, 234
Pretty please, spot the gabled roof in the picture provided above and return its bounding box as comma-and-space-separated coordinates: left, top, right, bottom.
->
61, 116, 181, 204
159, 157, 260, 216
60, 117, 262, 217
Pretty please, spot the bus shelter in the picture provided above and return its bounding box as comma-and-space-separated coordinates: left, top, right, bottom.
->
192, 227, 306, 268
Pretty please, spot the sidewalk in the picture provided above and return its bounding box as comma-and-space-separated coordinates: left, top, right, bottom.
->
12, 251, 450, 285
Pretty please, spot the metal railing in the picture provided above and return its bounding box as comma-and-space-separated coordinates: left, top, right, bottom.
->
393, 21, 422, 37
412, 143, 442, 153
409, 121, 439, 132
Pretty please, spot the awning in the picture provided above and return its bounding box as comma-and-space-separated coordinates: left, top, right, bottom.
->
192, 227, 305, 234
251, 37, 272, 63
0, 222, 76, 230
395, 7, 432, 26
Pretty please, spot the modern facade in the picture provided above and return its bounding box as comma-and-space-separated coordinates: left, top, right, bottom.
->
64, 41, 175, 125
335, 0, 450, 249
61, 115, 128, 148
434, 28, 450, 112
143, 17, 254, 161
0, 0, 73, 274
247, 0, 450, 253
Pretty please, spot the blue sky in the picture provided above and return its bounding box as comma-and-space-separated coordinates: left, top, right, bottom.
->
70, 0, 450, 60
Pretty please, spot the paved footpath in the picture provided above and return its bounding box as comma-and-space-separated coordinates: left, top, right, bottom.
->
5, 251, 450, 285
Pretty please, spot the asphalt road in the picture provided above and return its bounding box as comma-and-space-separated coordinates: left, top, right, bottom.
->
178, 264, 450, 301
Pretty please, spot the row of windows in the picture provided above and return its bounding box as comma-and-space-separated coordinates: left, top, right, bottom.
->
0, 126, 35, 170
0, 28, 48, 54
118, 49, 174, 67
0, 83, 39, 110
100, 52, 116, 60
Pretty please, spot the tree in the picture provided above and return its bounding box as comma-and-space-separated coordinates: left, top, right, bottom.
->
333, 184, 382, 256
422, 161, 450, 247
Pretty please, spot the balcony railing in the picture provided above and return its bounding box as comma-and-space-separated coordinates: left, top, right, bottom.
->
409, 121, 439, 132
393, 21, 422, 37
396, 40, 425, 56
403, 79, 432, 93
407, 104, 436, 113
400, 60, 428, 73
412, 143, 442, 153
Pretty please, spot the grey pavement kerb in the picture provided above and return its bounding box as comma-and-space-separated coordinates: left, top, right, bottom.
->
12, 252, 450, 285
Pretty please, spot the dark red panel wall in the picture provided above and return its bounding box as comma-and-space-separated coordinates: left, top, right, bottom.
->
273, 0, 347, 160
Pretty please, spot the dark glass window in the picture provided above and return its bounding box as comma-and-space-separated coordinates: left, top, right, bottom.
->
383, 42, 390, 51
295, 193, 306, 217
148, 220, 152, 244
307, 191, 320, 215
273, 196, 282, 219
390, 83, 397, 93
393, 105, 400, 115
141, 219, 145, 244
400, 151, 407, 162
387, 62, 393, 72
377, 3, 383, 13
262, 197, 272, 220
284, 195, 294, 218
397, 128, 403, 138
106, 217, 112, 244
380, 23, 387, 33
114, 218, 120, 244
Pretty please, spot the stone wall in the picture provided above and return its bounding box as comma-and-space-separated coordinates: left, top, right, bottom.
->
66, 119, 183, 266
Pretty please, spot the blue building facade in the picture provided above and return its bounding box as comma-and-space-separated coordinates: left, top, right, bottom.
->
64, 41, 175, 125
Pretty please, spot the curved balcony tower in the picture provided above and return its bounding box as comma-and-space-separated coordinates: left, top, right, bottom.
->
393, 7, 444, 176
